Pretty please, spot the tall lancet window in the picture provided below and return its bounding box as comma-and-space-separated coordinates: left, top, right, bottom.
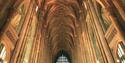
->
55, 51, 71, 63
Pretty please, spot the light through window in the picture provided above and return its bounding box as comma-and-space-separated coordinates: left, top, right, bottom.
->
117, 42, 125, 63
56, 54, 70, 63
0, 42, 6, 63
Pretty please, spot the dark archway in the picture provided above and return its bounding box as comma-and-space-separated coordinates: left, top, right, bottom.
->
54, 50, 71, 63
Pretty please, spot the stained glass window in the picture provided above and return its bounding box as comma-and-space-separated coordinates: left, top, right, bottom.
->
117, 42, 125, 63
56, 54, 70, 63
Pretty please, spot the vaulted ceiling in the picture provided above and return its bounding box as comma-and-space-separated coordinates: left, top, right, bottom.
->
36, 0, 87, 59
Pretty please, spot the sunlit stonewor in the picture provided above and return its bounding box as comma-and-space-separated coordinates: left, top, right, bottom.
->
0, 0, 125, 63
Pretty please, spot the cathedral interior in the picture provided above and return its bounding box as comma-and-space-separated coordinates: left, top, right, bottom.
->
0, 0, 125, 63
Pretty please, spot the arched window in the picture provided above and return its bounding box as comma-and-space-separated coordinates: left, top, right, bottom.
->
117, 42, 125, 63
56, 54, 70, 63
0, 42, 6, 63
55, 51, 71, 63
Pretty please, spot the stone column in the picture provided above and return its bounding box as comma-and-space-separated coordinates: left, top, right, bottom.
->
10, 0, 35, 63
86, 0, 115, 63
85, 22, 96, 63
